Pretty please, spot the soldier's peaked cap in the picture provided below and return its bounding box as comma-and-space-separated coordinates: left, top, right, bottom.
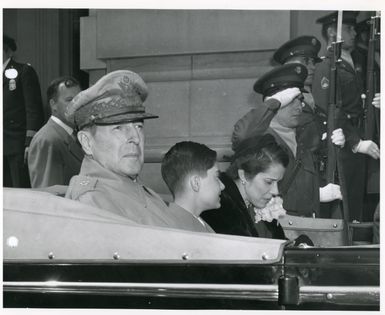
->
273, 35, 322, 64
253, 63, 308, 98
316, 11, 359, 26
65, 70, 158, 130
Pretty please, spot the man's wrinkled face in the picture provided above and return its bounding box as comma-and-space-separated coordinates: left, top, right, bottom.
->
275, 95, 303, 128
87, 121, 145, 178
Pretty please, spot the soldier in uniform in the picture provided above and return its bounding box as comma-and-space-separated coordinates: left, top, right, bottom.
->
312, 11, 380, 222
273, 35, 345, 212
28, 76, 84, 188
3, 34, 44, 187
65, 70, 212, 232
232, 63, 343, 217
232, 39, 345, 217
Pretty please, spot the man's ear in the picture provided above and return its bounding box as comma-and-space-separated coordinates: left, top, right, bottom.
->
189, 174, 201, 192
49, 98, 56, 113
77, 130, 93, 156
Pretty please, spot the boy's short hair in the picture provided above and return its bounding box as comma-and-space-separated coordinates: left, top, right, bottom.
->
161, 141, 217, 197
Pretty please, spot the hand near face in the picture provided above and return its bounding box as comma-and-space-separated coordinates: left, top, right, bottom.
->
266, 87, 301, 108
241, 163, 285, 210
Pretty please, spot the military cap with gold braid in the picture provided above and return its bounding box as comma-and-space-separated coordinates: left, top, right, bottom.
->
65, 70, 158, 130
253, 63, 308, 98
273, 35, 322, 64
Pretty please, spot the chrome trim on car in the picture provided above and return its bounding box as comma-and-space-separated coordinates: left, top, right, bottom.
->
4, 281, 279, 301
3, 281, 380, 305
299, 286, 379, 306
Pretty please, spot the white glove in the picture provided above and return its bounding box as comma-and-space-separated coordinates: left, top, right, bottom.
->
266, 87, 301, 108
320, 183, 342, 202
372, 93, 380, 109
331, 128, 345, 147
355, 140, 380, 159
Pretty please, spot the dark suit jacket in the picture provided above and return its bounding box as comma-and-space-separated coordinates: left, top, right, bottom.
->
3, 59, 44, 155
201, 173, 286, 239
28, 118, 84, 188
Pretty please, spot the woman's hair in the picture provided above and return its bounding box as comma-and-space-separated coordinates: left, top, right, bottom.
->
226, 134, 289, 180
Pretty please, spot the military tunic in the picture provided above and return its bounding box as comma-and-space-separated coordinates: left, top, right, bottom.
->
3, 59, 44, 187
66, 157, 188, 229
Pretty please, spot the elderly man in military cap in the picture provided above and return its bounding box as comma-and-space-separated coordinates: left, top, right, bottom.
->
232, 63, 343, 217
65, 70, 212, 231
312, 11, 380, 222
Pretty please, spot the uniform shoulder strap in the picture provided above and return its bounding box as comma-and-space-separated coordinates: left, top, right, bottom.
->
66, 175, 98, 200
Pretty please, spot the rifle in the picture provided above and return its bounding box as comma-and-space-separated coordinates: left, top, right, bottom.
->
325, 15, 343, 185
325, 41, 342, 184
363, 12, 381, 194
364, 12, 380, 142
325, 11, 349, 221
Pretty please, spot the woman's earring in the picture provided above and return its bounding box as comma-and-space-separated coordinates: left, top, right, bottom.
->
241, 180, 246, 185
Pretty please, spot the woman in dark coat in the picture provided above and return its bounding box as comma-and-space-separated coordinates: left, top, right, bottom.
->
201, 134, 288, 240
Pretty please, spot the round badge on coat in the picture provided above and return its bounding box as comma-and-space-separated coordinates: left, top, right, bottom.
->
5, 68, 18, 79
